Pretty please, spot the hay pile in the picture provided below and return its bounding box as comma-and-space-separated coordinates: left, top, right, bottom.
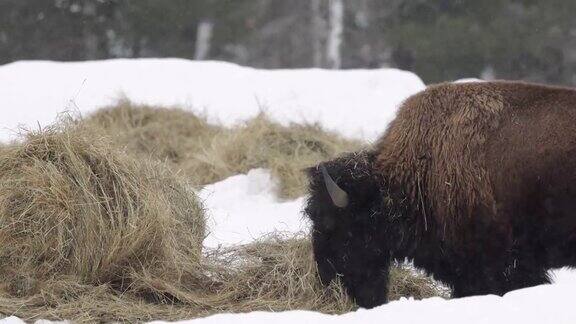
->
0, 111, 446, 322
189, 114, 365, 199
84, 100, 219, 172
0, 122, 210, 321
87, 102, 364, 199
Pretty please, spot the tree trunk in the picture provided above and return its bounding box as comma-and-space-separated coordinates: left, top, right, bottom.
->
194, 19, 213, 60
327, 0, 343, 69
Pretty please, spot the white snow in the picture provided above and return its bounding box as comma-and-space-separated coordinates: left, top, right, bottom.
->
151, 282, 576, 324
0, 317, 64, 324
0, 58, 424, 143
453, 77, 485, 83
2, 58, 576, 324
199, 169, 307, 248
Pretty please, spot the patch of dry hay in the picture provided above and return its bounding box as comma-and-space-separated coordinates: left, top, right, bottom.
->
209, 235, 355, 314
0, 122, 210, 321
191, 115, 365, 199
0, 235, 444, 322
84, 99, 219, 173
86, 102, 364, 199
211, 235, 445, 314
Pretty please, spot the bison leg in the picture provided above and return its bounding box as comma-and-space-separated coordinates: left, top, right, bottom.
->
451, 270, 510, 298
502, 256, 551, 292
451, 273, 500, 298
451, 258, 550, 298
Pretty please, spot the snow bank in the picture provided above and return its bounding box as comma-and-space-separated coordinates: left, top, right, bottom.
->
0, 317, 62, 324
156, 282, 575, 324
453, 78, 484, 83
0, 59, 424, 143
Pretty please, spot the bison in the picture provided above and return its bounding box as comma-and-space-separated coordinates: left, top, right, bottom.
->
305, 81, 576, 308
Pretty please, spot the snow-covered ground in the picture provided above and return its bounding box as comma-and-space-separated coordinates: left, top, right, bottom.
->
0, 58, 423, 143
1, 59, 575, 324
199, 169, 307, 248
154, 282, 576, 324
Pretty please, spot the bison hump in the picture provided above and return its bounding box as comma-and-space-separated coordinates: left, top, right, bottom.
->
376, 82, 505, 239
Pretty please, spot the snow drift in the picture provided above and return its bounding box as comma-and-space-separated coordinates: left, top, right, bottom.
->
0, 59, 424, 143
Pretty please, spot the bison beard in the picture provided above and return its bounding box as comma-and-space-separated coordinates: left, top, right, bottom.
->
305, 81, 576, 308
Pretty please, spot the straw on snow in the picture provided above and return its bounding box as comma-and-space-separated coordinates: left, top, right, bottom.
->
87, 101, 364, 198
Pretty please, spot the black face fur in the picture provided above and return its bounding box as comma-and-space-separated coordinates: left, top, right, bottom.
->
305, 151, 393, 308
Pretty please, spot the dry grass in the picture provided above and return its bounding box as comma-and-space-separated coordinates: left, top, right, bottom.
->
0, 109, 447, 322
0, 121, 209, 321
86, 101, 364, 199
191, 114, 365, 199
210, 235, 446, 313
84, 100, 219, 171
0, 234, 445, 322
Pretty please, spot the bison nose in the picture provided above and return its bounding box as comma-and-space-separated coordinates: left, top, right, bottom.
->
353, 281, 388, 308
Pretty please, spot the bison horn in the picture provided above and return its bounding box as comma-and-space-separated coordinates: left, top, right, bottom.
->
320, 165, 349, 208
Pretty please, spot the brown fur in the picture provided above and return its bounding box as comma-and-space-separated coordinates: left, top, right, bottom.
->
375, 81, 576, 242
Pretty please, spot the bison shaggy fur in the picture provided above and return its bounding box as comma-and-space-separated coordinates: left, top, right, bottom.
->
305, 81, 576, 308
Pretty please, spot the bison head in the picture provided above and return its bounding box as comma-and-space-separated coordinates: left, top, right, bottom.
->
304, 151, 393, 308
